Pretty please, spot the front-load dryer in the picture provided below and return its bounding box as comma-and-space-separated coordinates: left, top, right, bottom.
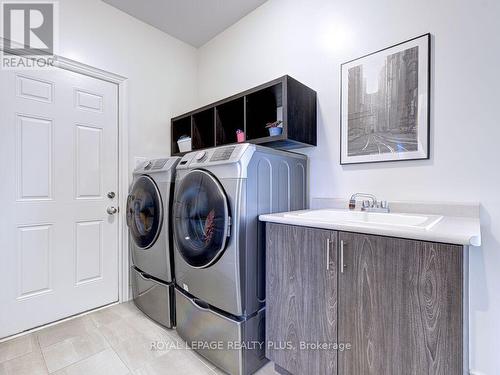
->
127, 157, 179, 328
172, 144, 307, 374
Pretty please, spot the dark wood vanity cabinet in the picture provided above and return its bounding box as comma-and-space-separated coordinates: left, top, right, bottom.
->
337, 231, 463, 375
265, 223, 464, 375
266, 224, 338, 375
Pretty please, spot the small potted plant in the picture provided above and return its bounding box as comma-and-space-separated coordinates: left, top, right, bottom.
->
266, 120, 283, 136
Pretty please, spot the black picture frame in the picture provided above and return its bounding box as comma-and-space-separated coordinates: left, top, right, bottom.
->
340, 33, 431, 165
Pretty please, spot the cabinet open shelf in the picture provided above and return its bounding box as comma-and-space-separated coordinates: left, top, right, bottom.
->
246, 82, 282, 141
216, 97, 244, 145
170, 75, 316, 156
171, 116, 191, 155
192, 108, 215, 150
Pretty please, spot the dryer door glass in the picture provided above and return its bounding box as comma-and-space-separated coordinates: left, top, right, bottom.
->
174, 170, 229, 268
127, 175, 163, 249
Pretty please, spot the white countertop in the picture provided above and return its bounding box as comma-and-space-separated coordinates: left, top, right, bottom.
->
259, 204, 481, 247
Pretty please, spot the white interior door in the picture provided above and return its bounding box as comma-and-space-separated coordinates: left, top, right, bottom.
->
0, 64, 119, 338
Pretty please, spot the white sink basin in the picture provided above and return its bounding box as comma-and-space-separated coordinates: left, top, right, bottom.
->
284, 209, 443, 230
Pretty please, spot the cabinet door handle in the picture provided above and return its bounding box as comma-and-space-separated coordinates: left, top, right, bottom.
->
326, 238, 330, 270
340, 240, 345, 273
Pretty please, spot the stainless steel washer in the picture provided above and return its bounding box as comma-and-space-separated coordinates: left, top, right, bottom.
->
127, 157, 180, 328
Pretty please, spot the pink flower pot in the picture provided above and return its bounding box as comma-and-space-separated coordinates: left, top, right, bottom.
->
236, 130, 245, 143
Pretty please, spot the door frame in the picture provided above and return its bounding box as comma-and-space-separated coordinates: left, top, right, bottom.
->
0, 40, 130, 303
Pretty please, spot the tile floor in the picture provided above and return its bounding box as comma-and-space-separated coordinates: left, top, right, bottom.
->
0, 302, 277, 375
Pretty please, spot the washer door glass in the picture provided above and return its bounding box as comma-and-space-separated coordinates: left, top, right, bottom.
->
174, 170, 229, 268
127, 175, 163, 249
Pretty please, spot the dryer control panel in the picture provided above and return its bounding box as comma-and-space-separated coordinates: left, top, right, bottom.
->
177, 143, 254, 169
209, 146, 237, 162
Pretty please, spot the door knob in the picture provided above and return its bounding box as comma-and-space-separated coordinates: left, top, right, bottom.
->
107, 206, 118, 215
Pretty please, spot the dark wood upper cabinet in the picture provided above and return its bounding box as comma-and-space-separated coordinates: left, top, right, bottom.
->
266, 223, 337, 375
170, 75, 317, 156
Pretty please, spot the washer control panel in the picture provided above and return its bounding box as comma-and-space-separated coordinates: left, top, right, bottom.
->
151, 159, 168, 169
135, 158, 176, 173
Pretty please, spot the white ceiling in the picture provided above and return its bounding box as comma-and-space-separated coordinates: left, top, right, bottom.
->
102, 0, 268, 47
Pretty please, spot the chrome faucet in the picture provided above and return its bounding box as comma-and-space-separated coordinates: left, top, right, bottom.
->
349, 193, 377, 209
349, 193, 389, 213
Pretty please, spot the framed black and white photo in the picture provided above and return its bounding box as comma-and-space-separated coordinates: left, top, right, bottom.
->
340, 33, 431, 164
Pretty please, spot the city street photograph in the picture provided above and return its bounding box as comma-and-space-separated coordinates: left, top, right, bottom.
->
341, 34, 430, 164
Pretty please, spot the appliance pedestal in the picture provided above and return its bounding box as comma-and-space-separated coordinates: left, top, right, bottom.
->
175, 288, 267, 375
131, 266, 175, 328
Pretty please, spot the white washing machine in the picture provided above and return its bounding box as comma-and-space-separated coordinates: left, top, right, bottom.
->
127, 157, 179, 328
172, 144, 308, 374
